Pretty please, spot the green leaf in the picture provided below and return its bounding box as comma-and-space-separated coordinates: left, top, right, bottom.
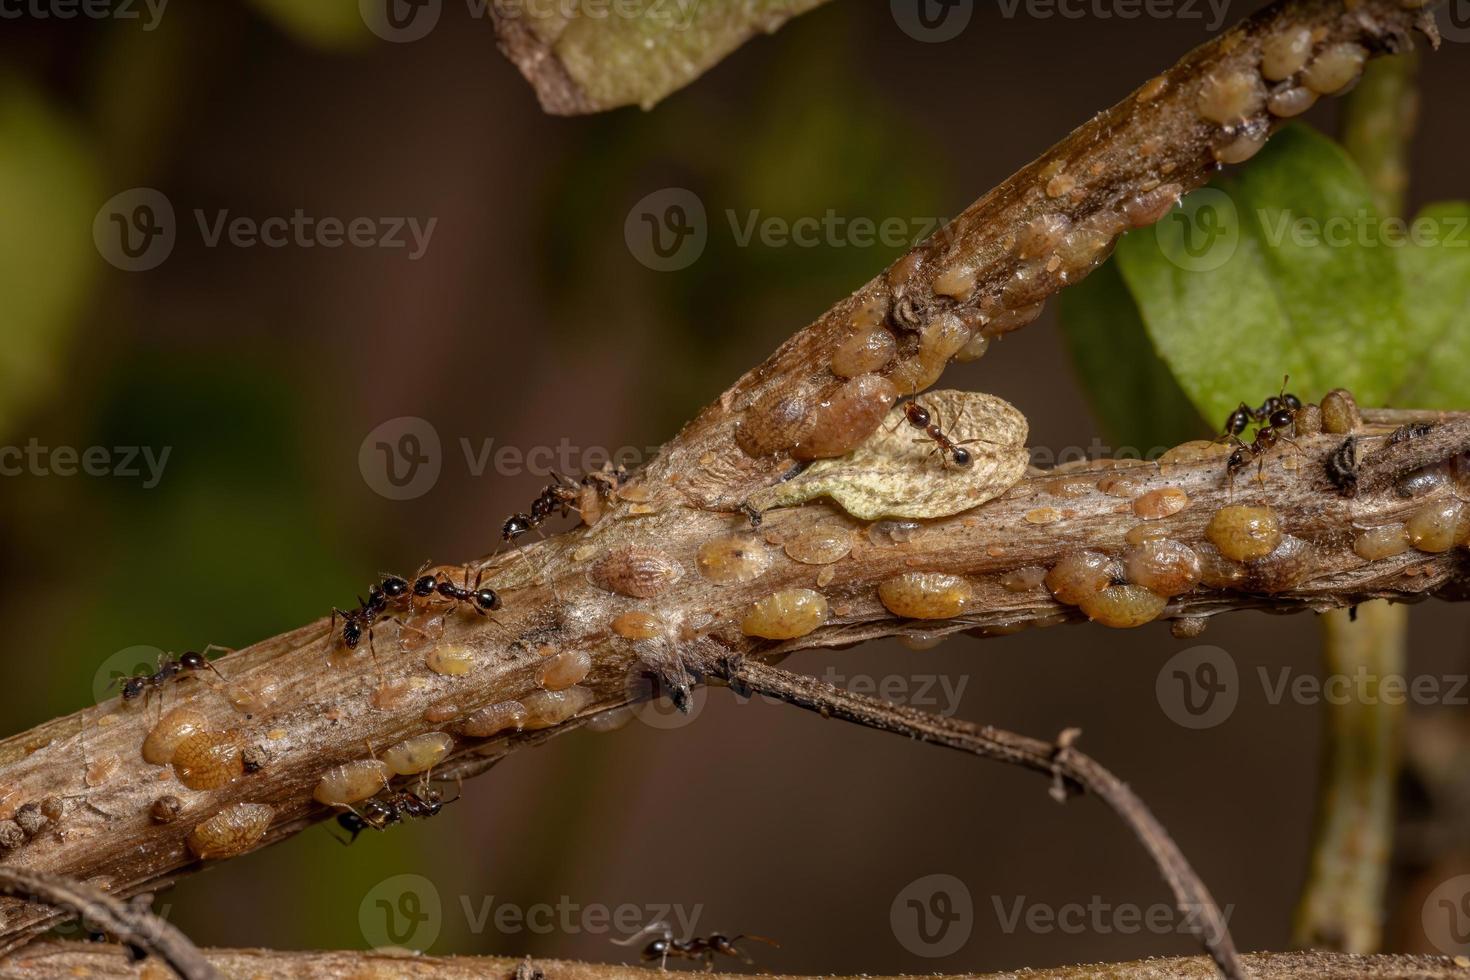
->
1395, 201, 1470, 408
1113, 125, 1411, 424
1057, 259, 1205, 452
0, 77, 99, 435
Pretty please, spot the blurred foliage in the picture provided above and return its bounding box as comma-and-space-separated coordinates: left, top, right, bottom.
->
247, 0, 371, 46
0, 75, 99, 437
1062, 124, 1470, 440
533, 0, 831, 111
543, 4, 948, 429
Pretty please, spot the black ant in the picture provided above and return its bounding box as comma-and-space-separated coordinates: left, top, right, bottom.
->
896, 400, 1001, 468
502, 473, 585, 546
431, 566, 502, 616
115, 646, 229, 704
615, 922, 778, 971
1224, 377, 1303, 487
332, 777, 458, 844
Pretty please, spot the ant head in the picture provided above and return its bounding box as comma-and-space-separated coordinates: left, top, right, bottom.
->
643, 940, 670, 959
381, 576, 410, 599
1283, 393, 1302, 411
413, 575, 438, 597
178, 651, 209, 672
121, 676, 147, 700
1227, 447, 1251, 471
502, 515, 532, 541
475, 588, 502, 612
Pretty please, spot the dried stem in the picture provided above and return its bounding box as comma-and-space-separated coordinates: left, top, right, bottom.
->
0, 869, 217, 980
727, 661, 1242, 979
3, 943, 1468, 980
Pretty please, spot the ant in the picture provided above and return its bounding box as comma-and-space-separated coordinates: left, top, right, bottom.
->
896, 400, 1001, 468
1224, 377, 1303, 487
332, 777, 459, 844
430, 565, 502, 616
614, 922, 778, 971
501, 473, 585, 546
115, 646, 229, 704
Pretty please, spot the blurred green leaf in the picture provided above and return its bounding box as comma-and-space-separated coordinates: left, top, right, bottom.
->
1395, 201, 1470, 407
1113, 125, 1412, 422
0, 77, 99, 436
248, 0, 370, 46
1057, 260, 1204, 451
545, 0, 832, 111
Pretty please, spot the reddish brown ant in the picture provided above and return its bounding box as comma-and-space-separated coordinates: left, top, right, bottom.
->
115, 646, 230, 705
895, 400, 1005, 468
614, 922, 778, 971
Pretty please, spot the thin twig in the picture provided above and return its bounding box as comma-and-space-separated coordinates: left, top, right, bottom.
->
1344, 417, 1470, 496
724, 661, 1244, 980
0, 869, 217, 980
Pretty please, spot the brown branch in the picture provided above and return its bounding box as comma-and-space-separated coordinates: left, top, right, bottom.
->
645, 0, 1441, 512
0, 869, 216, 980
728, 662, 1242, 979
0, 0, 1453, 964
4, 943, 1469, 980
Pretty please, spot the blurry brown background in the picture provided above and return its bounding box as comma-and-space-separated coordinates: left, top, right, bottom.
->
1, 0, 1468, 972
